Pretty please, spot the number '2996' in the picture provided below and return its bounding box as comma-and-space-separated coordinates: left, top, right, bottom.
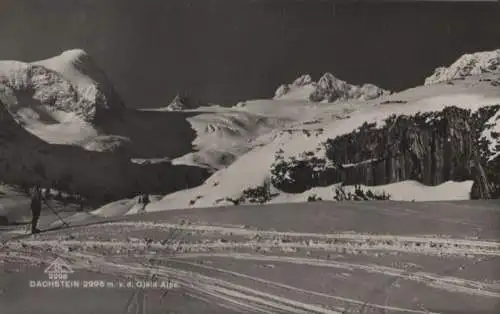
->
83, 280, 105, 288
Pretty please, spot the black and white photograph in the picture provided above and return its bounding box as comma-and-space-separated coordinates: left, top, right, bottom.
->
1, 0, 500, 313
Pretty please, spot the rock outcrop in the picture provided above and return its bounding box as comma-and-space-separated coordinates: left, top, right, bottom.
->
271, 105, 500, 199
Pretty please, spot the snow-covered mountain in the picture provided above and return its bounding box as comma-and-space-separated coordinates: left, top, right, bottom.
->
0, 49, 123, 123
274, 73, 390, 102
425, 49, 500, 85
0, 49, 127, 146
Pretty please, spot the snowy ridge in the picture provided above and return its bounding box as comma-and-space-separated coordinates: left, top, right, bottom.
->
425, 49, 500, 85
274, 73, 390, 102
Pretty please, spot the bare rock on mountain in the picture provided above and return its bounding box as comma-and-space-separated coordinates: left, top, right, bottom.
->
425, 49, 500, 85
274, 72, 390, 102
273, 85, 290, 99
34, 49, 125, 111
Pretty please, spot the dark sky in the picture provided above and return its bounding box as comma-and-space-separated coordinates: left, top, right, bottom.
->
0, 0, 499, 108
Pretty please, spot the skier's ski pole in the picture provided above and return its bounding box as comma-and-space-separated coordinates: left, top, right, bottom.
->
44, 201, 70, 228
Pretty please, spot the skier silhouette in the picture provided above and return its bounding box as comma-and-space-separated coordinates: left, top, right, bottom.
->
30, 184, 43, 234
138, 193, 150, 214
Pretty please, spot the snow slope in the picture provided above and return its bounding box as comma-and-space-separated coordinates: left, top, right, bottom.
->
2, 201, 500, 314
269, 180, 474, 204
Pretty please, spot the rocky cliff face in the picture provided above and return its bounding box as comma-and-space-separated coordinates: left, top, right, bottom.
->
271, 105, 500, 199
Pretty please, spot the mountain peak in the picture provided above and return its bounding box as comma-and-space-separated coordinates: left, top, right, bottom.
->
292, 74, 313, 86
0, 49, 124, 124
317, 72, 348, 91
60, 49, 90, 61
274, 73, 389, 102
34, 48, 125, 115
425, 49, 500, 85
165, 93, 201, 111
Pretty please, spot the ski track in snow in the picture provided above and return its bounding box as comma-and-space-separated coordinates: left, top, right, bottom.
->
47, 250, 343, 314
13, 221, 498, 257
170, 259, 432, 314
4, 248, 440, 314
169, 254, 500, 297
2, 220, 500, 313
12, 236, 500, 257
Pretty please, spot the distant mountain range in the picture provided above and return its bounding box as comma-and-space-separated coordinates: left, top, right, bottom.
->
274, 72, 390, 102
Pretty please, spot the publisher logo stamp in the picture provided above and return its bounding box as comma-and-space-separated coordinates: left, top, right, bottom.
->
44, 257, 74, 280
